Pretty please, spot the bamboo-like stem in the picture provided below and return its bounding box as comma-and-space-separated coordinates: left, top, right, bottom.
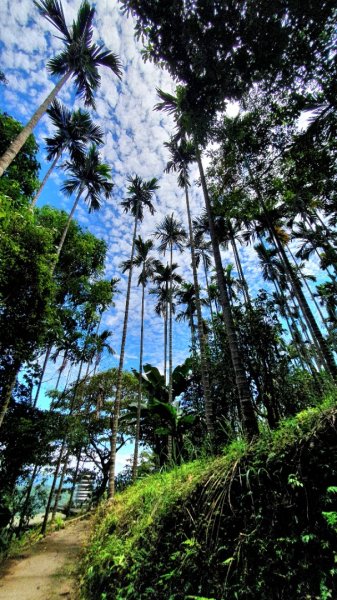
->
132, 277, 145, 481
31, 150, 62, 208
108, 203, 139, 498
195, 146, 258, 439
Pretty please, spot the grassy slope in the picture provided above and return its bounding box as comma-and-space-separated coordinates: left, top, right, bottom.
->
80, 397, 337, 600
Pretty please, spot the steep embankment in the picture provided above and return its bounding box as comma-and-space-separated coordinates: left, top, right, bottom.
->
81, 399, 337, 600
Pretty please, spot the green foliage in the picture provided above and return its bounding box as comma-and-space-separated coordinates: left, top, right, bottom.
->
81, 399, 337, 599
0, 112, 39, 205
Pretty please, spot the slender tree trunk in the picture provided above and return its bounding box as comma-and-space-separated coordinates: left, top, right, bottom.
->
109, 205, 139, 498
189, 314, 197, 356
51, 447, 70, 521
195, 147, 258, 439
41, 358, 84, 533
41, 438, 67, 535
132, 280, 145, 481
304, 215, 336, 281
52, 190, 82, 272
17, 464, 39, 534
275, 233, 336, 377
230, 228, 251, 308
167, 243, 174, 462
0, 358, 21, 428
0, 72, 71, 177
202, 253, 215, 319
184, 183, 214, 436
55, 351, 68, 391
287, 245, 329, 332
164, 301, 168, 385
33, 345, 52, 408
66, 448, 82, 517
246, 161, 337, 380
31, 150, 62, 207
19, 356, 69, 532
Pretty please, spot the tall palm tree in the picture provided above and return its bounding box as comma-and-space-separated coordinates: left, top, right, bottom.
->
154, 214, 187, 417
164, 137, 213, 435
0, 0, 122, 177
155, 88, 258, 439
246, 167, 337, 380
109, 176, 158, 498
150, 262, 182, 382
55, 144, 113, 264
31, 99, 103, 206
122, 237, 159, 481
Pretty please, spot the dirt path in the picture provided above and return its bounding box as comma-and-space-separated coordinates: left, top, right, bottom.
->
0, 519, 88, 600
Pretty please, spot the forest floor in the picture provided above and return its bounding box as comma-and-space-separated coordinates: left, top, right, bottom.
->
0, 519, 87, 600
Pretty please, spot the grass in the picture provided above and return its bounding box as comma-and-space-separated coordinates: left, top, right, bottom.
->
80, 395, 337, 599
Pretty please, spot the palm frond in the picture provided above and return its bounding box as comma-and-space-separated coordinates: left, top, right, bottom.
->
34, 0, 70, 40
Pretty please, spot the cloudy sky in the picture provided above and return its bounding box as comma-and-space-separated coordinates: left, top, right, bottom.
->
0, 0, 326, 384
0, 0, 329, 473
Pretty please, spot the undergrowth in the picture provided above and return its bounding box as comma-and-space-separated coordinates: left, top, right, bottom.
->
80, 396, 337, 600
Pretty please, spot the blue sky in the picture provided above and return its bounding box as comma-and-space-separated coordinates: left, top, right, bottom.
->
0, 0, 328, 471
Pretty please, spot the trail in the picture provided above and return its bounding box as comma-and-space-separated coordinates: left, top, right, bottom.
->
0, 519, 87, 600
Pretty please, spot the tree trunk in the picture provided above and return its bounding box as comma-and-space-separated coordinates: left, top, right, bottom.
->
17, 463, 39, 534
274, 231, 336, 378
246, 160, 336, 379
132, 280, 145, 481
195, 147, 258, 439
164, 301, 168, 385
33, 345, 52, 408
167, 243, 174, 463
230, 227, 251, 308
0, 72, 71, 177
51, 447, 70, 521
0, 358, 21, 428
189, 313, 197, 356
52, 190, 82, 273
184, 183, 214, 436
41, 438, 67, 535
66, 448, 82, 517
287, 245, 329, 332
41, 358, 83, 533
31, 150, 62, 208
108, 205, 139, 498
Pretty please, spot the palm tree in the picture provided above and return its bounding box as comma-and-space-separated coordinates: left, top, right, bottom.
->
150, 262, 182, 383
31, 99, 103, 207
108, 176, 158, 498
155, 88, 258, 439
55, 144, 113, 264
122, 237, 159, 480
164, 137, 213, 435
0, 0, 122, 177
154, 214, 187, 417
246, 166, 337, 380
176, 282, 206, 355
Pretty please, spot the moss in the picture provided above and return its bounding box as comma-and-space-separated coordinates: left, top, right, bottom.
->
80, 397, 337, 600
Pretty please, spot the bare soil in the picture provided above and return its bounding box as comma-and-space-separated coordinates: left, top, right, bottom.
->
0, 519, 88, 600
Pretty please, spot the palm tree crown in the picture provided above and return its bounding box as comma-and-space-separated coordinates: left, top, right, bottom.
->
164, 137, 196, 189
122, 237, 160, 286
34, 0, 122, 108
62, 144, 113, 212
45, 99, 103, 162
121, 175, 159, 221
154, 213, 187, 254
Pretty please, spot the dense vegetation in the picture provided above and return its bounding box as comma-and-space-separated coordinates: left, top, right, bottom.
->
0, 0, 337, 596
81, 399, 337, 599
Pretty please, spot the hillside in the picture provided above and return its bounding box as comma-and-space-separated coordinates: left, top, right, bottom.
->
80, 398, 337, 600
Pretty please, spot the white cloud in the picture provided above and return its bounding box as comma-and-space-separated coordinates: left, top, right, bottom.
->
0, 0, 328, 412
